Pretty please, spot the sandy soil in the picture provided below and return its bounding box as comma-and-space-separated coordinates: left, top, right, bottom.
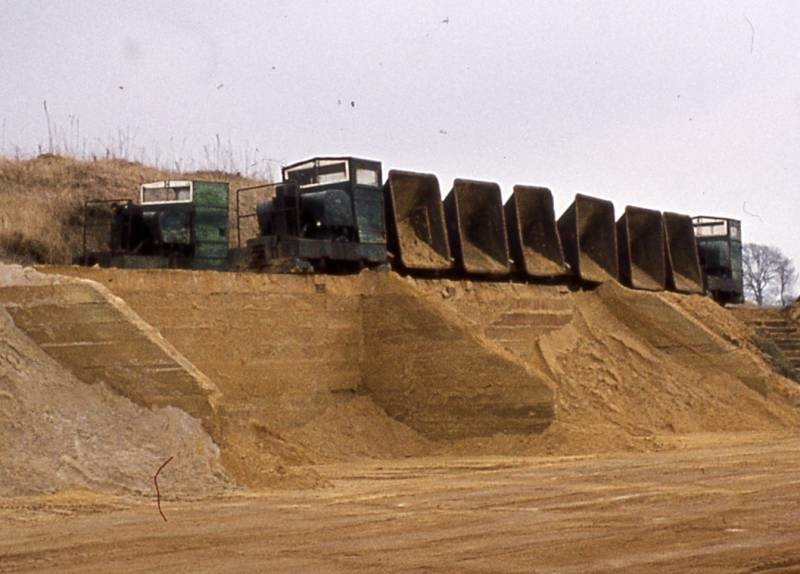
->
461, 242, 508, 274
396, 220, 450, 269
0, 265, 230, 497
521, 245, 565, 276
3, 433, 800, 573
6, 265, 795, 493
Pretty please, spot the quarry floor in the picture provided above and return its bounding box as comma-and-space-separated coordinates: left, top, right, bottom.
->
3, 433, 800, 573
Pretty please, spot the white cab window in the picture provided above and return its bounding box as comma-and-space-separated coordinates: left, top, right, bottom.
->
141, 181, 193, 204
693, 217, 728, 238
356, 168, 379, 186
285, 159, 349, 188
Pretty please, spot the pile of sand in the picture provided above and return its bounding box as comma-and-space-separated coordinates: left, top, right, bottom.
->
0, 309, 231, 497
521, 246, 565, 276
285, 397, 431, 461
32, 267, 441, 488
213, 397, 431, 489
407, 277, 800, 456
461, 242, 507, 273
0, 265, 231, 497
396, 221, 449, 268
531, 284, 800, 451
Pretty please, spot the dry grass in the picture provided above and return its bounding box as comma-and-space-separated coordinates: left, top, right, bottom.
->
0, 154, 267, 264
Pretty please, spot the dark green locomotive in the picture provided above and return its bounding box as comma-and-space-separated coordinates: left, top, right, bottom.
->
692, 216, 744, 304
247, 157, 387, 271
83, 180, 229, 270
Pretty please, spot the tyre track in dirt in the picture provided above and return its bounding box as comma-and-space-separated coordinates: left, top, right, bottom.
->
3, 436, 800, 573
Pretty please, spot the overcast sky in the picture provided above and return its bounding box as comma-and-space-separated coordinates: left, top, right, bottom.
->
1, 1, 799, 266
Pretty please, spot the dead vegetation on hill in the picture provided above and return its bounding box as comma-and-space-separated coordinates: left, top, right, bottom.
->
0, 154, 265, 265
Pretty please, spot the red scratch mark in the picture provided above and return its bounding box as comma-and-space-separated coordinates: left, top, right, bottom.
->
154, 456, 174, 522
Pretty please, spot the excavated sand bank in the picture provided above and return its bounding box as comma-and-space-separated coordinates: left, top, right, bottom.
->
38, 267, 555, 485
406, 277, 800, 455
2, 264, 798, 495
0, 265, 230, 497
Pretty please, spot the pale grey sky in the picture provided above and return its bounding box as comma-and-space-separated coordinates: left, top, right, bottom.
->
1, 1, 798, 267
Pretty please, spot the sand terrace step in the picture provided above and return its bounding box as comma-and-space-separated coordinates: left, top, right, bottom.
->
481, 309, 574, 358
0, 280, 218, 421
763, 324, 800, 332
752, 319, 796, 326
772, 339, 800, 349
492, 310, 573, 326
733, 308, 800, 381
758, 330, 800, 339
757, 327, 800, 336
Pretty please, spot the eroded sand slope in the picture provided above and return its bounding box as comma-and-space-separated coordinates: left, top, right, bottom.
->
0, 266, 229, 497
2, 264, 798, 495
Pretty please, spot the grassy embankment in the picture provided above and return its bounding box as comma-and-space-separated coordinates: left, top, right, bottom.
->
0, 154, 266, 264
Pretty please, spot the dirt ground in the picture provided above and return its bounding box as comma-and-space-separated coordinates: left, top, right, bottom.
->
2, 433, 800, 573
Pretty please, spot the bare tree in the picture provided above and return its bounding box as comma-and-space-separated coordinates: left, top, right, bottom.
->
743, 243, 780, 305
742, 243, 797, 306
775, 254, 798, 306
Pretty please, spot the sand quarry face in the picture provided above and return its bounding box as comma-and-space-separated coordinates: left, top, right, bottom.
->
0, 266, 229, 497
1, 263, 799, 495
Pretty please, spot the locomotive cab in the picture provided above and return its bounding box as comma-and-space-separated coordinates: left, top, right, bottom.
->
692, 216, 744, 304
82, 180, 229, 270
248, 157, 388, 271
